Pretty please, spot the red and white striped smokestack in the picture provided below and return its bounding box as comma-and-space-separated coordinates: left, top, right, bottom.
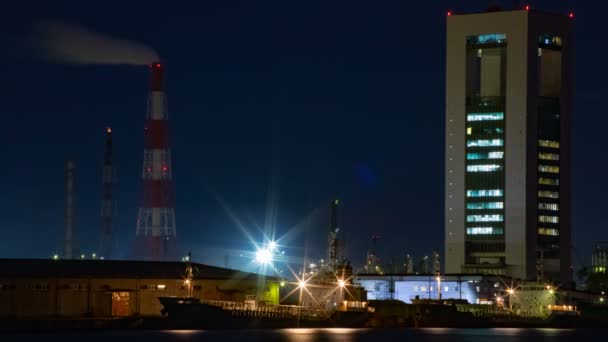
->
135, 61, 177, 261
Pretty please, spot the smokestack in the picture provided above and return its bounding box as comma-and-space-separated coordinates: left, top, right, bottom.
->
327, 199, 339, 271
330, 199, 338, 232
151, 62, 164, 91
100, 127, 115, 259
65, 160, 76, 259
135, 61, 177, 260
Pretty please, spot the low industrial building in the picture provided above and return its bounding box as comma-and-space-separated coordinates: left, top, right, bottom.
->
355, 273, 501, 305
0, 259, 278, 318
355, 273, 605, 317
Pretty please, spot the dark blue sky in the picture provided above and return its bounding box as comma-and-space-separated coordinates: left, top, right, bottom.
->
0, 0, 601, 273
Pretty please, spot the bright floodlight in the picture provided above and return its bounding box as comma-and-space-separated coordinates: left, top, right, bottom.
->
338, 279, 346, 287
268, 241, 277, 251
298, 279, 307, 289
255, 248, 272, 265
507, 289, 514, 295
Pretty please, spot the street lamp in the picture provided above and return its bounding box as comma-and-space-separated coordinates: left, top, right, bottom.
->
255, 248, 272, 265
338, 279, 346, 288
436, 275, 442, 300
507, 288, 515, 311
268, 241, 277, 251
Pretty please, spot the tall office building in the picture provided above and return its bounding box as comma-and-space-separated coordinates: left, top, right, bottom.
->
445, 9, 573, 285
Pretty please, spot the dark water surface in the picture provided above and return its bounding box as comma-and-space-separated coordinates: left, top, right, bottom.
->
4, 328, 605, 341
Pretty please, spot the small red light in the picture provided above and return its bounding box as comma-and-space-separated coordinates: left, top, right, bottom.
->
524, 5, 530, 11
447, 10, 452, 17
568, 12, 574, 19
162, 166, 168, 172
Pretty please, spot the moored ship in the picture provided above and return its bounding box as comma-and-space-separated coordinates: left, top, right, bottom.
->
158, 296, 368, 329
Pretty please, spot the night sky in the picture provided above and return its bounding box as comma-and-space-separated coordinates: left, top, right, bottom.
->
0, 1, 602, 274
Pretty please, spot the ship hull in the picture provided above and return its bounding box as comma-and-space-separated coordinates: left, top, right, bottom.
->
158, 297, 342, 329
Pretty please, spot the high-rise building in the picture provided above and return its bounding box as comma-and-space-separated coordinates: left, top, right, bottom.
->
445, 9, 573, 285
135, 62, 177, 261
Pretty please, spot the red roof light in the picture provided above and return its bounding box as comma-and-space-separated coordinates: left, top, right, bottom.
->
568, 12, 574, 19
524, 5, 530, 11
447, 10, 452, 17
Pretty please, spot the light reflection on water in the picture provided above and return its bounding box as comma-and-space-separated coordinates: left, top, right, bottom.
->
281, 328, 368, 342
4, 327, 590, 342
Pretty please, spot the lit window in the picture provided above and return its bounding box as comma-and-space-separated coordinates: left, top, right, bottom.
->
538, 190, 559, 199
538, 228, 560, 236
539, 140, 559, 148
466, 227, 504, 235
467, 127, 472, 135
468, 34, 507, 45
539, 203, 559, 211
467, 164, 502, 172
538, 34, 562, 47
467, 139, 504, 147
539, 165, 560, 173
539, 153, 559, 161
539, 215, 559, 224
467, 112, 504, 121
467, 189, 503, 197
467, 214, 503, 222
156, 284, 166, 290
539, 177, 559, 186
467, 202, 504, 210
466, 152, 504, 160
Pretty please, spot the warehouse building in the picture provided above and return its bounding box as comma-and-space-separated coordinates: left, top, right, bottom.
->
0, 259, 278, 317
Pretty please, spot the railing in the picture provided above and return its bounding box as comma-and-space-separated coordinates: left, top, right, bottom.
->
201, 300, 331, 321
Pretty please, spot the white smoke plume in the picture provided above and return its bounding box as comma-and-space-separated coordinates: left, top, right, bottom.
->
33, 21, 159, 65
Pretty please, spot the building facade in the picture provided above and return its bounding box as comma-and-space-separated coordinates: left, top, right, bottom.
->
445, 9, 573, 285
355, 274, 497, 305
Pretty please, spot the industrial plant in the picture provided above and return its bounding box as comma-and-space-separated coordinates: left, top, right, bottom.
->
2, 4, 608, 332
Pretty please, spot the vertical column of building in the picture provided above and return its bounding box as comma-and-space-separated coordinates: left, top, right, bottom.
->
135, 62, 176, 261
100, 127, 115, 259
532, 17, 573, 284
461, 33, 508, 273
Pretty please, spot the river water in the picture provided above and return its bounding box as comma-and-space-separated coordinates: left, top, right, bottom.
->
4, 328, 604, 341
